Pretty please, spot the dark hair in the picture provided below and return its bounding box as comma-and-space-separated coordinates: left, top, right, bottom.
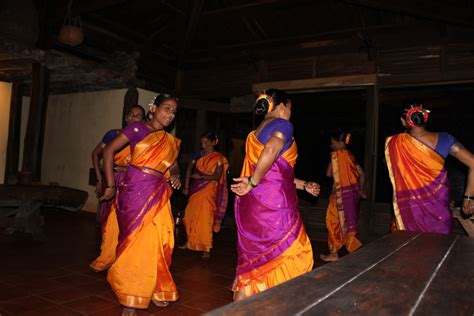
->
201, 131, 218, 142
129, 105, 146, 120
153, 93, 179, 106
330, 130, 351, 145
254, 89, 290, 116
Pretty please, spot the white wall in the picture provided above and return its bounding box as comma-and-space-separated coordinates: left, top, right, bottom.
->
0, 82, 12, 183
39, 88, 157, 212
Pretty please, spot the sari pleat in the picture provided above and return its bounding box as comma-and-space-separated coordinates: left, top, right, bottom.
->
232, 132, 313, 299
385, 133, 452, 234
107, 131, 181, 309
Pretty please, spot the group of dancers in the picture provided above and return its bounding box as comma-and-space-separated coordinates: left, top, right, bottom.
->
89, 90, 474, 315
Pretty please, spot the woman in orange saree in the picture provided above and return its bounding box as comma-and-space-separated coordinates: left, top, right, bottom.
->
320, 132, 365, 262
90, 105, 145, 272
181, 132, 229, 259
385, 105, 474, 234
231, 89, 321, 301
101, 94, 181, 316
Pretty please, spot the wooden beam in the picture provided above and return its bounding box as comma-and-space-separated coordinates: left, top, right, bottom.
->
203, 0, 286, 15
179, 98, 230, 113
253, 74, 377, 92
378, 69, 474, 88
344, 0, 474, 28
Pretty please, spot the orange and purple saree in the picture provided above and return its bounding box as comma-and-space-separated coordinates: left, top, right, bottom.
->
232, 132, 313, 299
90, 146, 130, 271
183, 152, 229, 252
326, 149, 362, 254
385, 133, 452, 234
107, 122, 181, 309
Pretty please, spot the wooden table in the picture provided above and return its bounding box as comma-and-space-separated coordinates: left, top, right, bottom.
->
207, 232, 474, 315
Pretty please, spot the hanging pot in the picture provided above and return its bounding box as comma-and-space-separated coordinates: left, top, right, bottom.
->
58, 24, 83, 46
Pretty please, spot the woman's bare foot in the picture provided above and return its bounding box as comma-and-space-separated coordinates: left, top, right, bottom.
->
122, 308, 137, 316
320, 252, 339, 262
202, 251, 211, 259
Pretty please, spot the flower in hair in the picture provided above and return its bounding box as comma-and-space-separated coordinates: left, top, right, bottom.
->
256, 92, 274, 113
404, 104, 430, 128
345, 133, 351, 145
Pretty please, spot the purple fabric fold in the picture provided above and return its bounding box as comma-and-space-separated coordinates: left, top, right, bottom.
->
116, 165, 171, 253
214, 182, 228, 228
337, 183, 360, 233
234, 156, 302, 275
396, 170, 452, 234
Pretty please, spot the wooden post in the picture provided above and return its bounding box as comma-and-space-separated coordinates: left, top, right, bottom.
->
360, 84, 379, 240
4, 82, 24, 184
21, 63, 49, 183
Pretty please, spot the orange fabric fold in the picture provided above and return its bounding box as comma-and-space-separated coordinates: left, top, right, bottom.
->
240, 131, 298, 177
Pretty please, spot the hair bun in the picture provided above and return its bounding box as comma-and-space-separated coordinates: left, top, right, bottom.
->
255, 98, 269, 116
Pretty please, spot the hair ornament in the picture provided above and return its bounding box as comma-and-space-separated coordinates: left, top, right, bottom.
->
404, 104, 430, 128
256, 92, 274, 113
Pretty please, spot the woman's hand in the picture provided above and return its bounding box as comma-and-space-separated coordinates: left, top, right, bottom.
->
95, 182, 102, 197
191, 173, 202, 179
463, 199, 474, 215
100, 187, 116, 201
231, 177, 253, 196
169, 175, 182, 190
304, 181, 320, 197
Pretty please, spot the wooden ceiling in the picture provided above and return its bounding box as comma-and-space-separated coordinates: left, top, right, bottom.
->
0, 0, 473, 94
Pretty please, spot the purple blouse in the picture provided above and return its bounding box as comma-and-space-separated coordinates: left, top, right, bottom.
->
257, 118, 294, 154
122, 121, 152, 151
101, 129, 120, 145
435, 132, 461, 158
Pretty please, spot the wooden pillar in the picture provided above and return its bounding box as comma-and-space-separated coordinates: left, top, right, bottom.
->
4, 82, 24, 184
195, 109, 207, 151
123, 86, 139, 127
21, 63, 49, 183
360, 84, 379, 240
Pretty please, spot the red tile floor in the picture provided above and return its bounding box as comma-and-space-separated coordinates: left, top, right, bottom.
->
0, 210, 329, 315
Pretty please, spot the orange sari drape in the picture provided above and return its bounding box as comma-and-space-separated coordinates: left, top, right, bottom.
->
183, 152, 229, 252
326, 149, 362, 254
107, 131, 181, 309
385, 133, 451, 234
90, 146, 130, 272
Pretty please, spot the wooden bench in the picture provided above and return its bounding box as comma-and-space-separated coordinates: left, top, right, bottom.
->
208, 231, 474, 315
0, 185, 88, 241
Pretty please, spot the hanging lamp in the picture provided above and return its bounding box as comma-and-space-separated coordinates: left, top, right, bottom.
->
58, 0, 83, 46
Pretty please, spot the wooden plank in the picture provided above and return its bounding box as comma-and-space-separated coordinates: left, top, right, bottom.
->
300, 233, 458, 315
414, 236, 474, 315
252, 74, 377, 92
179, 98, 230, 112
378, 70, 474, 88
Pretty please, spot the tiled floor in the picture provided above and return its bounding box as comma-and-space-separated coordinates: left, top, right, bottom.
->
0, 210, 329, 315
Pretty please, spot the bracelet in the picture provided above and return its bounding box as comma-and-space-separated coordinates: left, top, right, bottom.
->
464, 195, 474, 200
96, 179, 102, 183
303, 181, 308, 189
247, 177, 257, 188
106, 185, 116, 189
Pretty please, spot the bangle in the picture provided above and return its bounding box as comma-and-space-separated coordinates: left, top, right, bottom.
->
248, 177, 257, 188
96, 179, 102, 183
106, 185, 116, 189
464, 195, 474, 200
303, 181, 308, 189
